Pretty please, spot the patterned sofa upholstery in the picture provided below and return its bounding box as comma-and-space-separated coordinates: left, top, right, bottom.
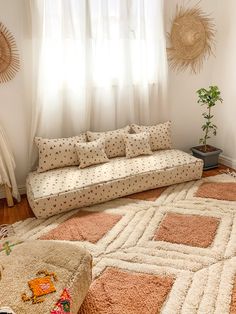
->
26, 149, 203, 218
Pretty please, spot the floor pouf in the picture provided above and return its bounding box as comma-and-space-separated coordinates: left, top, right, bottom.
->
0, 240, 92, 314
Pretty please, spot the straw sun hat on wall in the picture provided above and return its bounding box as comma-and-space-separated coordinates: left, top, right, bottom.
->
167, 4, 216, 74
0, 22, 20, 83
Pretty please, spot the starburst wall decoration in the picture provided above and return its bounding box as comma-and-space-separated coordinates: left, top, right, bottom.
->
0, 22, 20, 83
167, 4, 216, 74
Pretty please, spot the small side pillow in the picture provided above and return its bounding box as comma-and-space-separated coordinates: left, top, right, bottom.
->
35, 134, 87, 172
87, 126, 130, 158
131, 121, 172, 151
76, 138, 109, 169
124, 132, 152, 158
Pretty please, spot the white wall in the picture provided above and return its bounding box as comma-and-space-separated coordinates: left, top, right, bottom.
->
165, 0, 236, 168
0, 0, 30, 187
164, 0, 217, 152
211, 0, 236, 168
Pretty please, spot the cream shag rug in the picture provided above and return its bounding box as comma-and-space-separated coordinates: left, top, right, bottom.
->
11, 174, 236, 313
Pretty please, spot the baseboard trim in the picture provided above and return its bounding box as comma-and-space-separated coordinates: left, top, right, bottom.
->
219, 154, 236, 170
0, 185, 26, 200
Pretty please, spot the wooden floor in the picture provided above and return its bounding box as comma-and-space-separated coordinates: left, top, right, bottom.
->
0, 164, 233, 225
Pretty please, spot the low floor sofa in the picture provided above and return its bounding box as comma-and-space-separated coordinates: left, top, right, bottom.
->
27, 149, 203, 218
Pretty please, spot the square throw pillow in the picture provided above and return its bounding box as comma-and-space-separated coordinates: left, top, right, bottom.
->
76, 138, 109, 169
131, 121, 172, 151
124, 132, 152, 158
35, 134, 87, 173
87, 126, 130, 158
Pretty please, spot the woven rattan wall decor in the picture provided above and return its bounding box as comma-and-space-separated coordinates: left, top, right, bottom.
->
167, 4, 216, 74
0, 22, 20, 83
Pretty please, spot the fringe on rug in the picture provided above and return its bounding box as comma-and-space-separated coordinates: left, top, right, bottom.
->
0, 224, 15, 240
220, 168, 236, 178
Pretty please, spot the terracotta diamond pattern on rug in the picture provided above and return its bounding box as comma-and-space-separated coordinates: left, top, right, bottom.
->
40, 211, 122, 243
79, 267, 175, 314
10, 174, 236, 313
196, 182, 236, 201
154, 213, 219, 248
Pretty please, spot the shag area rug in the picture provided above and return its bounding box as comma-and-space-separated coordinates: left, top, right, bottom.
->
11, 173, 236, 313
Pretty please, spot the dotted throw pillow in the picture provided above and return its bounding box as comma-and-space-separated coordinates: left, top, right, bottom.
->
124, 132, 152, 158
87, 126, 130, 158
35, 134, 87, 173
131, 121, 172, 151
76, 138, 109, 169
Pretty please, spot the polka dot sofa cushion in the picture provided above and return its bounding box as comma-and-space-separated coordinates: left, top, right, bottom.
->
131, 121, 172, 151
76, 138, 109, 169
0, 240, 92, 314
26, 149, 203, 218
35, 134, 87, 173
87, 126, 130, 158
124, 132, 152, 158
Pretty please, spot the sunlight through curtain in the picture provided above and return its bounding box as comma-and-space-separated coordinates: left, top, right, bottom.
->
29, 0, 167, 150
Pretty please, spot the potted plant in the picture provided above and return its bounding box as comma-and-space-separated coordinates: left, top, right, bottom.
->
191, 85, 223, 170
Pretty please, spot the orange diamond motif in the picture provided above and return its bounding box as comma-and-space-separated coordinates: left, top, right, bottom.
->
154, 213, 219, 248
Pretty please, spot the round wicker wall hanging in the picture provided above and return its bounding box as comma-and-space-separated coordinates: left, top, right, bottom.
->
167, 5, 216, 74
0, 22, 20, 83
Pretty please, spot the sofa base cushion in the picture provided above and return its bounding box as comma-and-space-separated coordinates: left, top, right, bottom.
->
0, 240, 92, 314
27, 149, 203, 218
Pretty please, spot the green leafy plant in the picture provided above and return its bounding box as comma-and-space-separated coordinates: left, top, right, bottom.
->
197, 85, 223, 152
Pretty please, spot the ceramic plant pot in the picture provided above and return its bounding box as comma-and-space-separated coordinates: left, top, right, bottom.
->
191, 145, 222, 170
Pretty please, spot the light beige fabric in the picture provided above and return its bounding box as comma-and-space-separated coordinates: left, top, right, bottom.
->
0, 125, 20, 201
0, 240, 92, 314
35, 134, 87, 173
76, 138, 109, 169
131, 121, 172, 151
87, 126, 130, 158
124, 132, 152, 158
27, 149, 203, 218
0, 307, 16, 314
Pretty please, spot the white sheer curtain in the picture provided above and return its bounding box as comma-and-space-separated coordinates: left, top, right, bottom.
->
29, 0, 167, 143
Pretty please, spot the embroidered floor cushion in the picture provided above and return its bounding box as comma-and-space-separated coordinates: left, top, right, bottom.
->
0, 240, 92, 314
